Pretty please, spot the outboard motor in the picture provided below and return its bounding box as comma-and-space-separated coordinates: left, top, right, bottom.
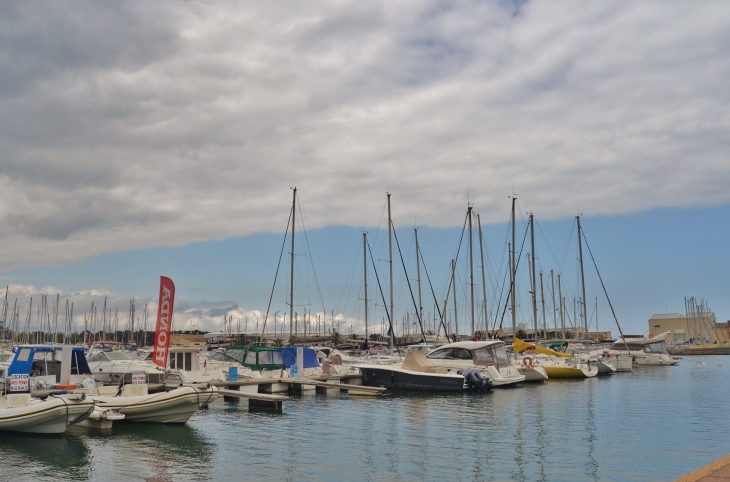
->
457, 368, 492, 392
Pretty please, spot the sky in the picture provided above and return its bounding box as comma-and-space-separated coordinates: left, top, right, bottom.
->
0, 1, 728, 339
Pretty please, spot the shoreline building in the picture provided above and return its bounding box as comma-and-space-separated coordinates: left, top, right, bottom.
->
648, 313, 729, 344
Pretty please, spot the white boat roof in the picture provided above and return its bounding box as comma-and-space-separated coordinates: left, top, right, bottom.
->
614, 331, 671, 345
432, 340, 505, 350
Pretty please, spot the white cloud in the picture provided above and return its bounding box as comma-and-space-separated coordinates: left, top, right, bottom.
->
0, 1, 728, 269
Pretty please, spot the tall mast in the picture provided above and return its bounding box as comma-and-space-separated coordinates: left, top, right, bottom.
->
363, 232, 369, 343
452, 259, 458, 340
558, 274, 564, 339
530, 213, 538, 341
468, 205, 474, 337
289, 187, 296, 341
510, 196, 516, 339
477, 214, 488, 339
550, 270, 556, 338
387, 193, 394, 349
576, 215, 589, 340
540, 271, 546, 338
415, 228, 423, 339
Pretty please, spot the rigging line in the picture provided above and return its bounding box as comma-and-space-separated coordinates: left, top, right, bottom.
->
434, 209, 471, 328
390, 223, 426, 340
366, 238, 400, 354
535, 220, 563, 274
259, 204, 293, 339
296, 199, 328, 319
497, 221, 530, 330
580, 226, 628, 343
418, 245, 450, 339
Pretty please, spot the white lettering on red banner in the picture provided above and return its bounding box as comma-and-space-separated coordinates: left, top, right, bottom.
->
153, 276, 175, 368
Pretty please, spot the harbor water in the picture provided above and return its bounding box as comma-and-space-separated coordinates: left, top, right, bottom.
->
1, 356, 728, 481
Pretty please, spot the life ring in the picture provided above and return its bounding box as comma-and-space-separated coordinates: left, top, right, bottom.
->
522, 357, 534, 368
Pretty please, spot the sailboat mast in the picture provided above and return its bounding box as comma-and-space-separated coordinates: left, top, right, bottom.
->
387, 193, 394, 349
415, 228, 423, 339
363, 232, 369, 343
477, 214, 488, 339
290, 187, 296, 342
530, 213, 538, 341
468, 205, 474, 337
558, 274, 565, 339
510, 196, 516, 339
550, 270, 556, 337
576, 215, 589, 340
540, 271, 546, 337
452, 259, 458, 340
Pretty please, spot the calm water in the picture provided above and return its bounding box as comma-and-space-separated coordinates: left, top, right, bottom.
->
1, 356, 728, 481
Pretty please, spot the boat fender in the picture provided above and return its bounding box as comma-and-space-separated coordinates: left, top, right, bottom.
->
522, 357, 534, 368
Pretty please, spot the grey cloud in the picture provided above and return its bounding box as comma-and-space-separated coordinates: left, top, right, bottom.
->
0, 1, 728, 269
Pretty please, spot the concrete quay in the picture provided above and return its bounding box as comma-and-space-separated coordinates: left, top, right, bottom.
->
676, 454, 730, 481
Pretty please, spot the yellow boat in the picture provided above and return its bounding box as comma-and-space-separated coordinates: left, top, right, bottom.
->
513, 338, 597, 379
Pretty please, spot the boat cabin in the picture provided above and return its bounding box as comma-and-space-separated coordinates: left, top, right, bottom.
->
427, 341, 511, 370
224, 346, 284, 371
7, 345, 93, 390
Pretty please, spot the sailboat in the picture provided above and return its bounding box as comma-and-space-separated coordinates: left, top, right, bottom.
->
513, 338, 597, 378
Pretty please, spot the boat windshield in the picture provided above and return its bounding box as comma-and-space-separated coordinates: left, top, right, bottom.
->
257, 350, 283, 365
644, 341, 668, 354
106, 352, 132, 361
208, 352, 238, 363
427, 348, 473, 360
472, 344, 510, 369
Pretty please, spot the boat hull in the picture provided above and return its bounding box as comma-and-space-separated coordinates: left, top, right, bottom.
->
358, 366, 485, 392
0, 395, 94, 434
91, 386, 218, 424
543, 365, 597, 378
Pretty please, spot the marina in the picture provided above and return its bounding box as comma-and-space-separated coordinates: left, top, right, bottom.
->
0, 354, 727, 481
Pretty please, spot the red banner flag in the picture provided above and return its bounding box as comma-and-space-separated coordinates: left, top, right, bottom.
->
153, 276, 175, 368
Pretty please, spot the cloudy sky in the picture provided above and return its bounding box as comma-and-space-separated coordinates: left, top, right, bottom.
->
0, 1, 728, 338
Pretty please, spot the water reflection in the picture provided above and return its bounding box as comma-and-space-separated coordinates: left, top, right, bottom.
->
0, 431, 91, 481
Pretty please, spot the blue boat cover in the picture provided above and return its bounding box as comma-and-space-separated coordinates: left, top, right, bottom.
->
8, 346, 92, 376
276, 347, 320, 368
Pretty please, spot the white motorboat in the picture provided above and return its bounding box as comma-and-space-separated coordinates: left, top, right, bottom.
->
510, 357, 549, 382
0, 391, 95, 434
75, 382, 218, 424
424, 341, 525, 386
86, 350, 167, 386
608, 332, 679, 366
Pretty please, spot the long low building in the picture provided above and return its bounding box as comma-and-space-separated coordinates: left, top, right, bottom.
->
648, 313, 729, 344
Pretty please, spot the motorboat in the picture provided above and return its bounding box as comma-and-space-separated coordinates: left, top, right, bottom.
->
0, 391, 95, 433
86, 349, 167, 386
224, 345, 290, 393
424, 341, 525, 386
6, 345, 100, 393
356, 350, 492, 392
0, 345, 98, 433
76, 382, 218, 424
608, 332, 679, 366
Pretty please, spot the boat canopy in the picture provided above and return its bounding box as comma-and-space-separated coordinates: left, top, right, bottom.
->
8, 346, 92, 376
401, 350, 436, 373
277, 347, 320, 369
